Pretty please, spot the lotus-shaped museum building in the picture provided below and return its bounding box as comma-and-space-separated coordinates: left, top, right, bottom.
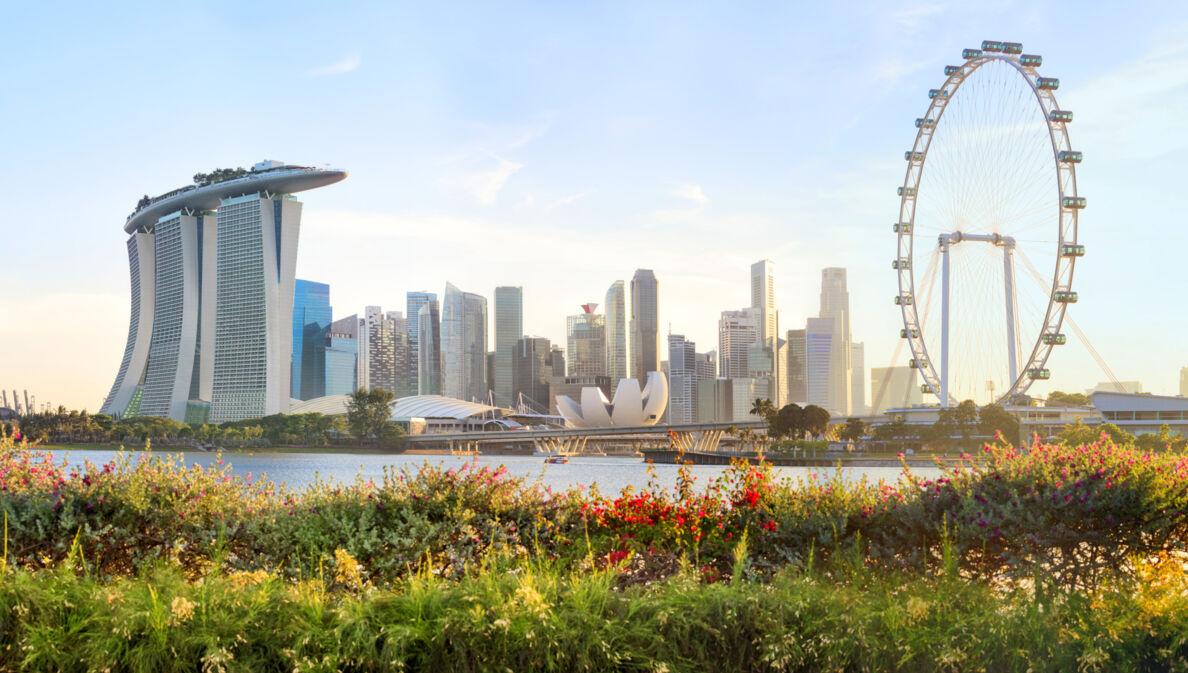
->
556, 372, 668, 428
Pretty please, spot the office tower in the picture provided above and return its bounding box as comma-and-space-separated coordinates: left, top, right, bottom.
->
291, 279, 331, 401
604, 280, 631, 382
549, 346, 566, 378
850, 342, 866, 415
718, 308, 761, 379
324, 315, 359, 396
747, 337, 786, 408
567, 304, 607, 378
786, 329, 807, 404
751, 260, 777, 345
416, 299, 441, 395
405, 291, 436, 395
513, 336, 553, 410
630, 269, 659, 381
494, 286, 523, 406
819, 268, 852, 416
697, 378, 734, 424
870, 366, 922, 414
805, 317, 835, 412
1182, 367, 1188, 397
667, 334, 697, 424
695, 351, 717, 383
442, 282, 488, 401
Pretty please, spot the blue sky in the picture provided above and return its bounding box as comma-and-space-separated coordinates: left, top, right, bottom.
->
2, 1, 1186, 411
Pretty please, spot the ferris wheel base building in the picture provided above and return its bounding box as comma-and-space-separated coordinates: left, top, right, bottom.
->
99, 162, 347, 423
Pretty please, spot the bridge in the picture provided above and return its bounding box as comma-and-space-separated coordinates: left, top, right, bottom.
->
406, 420, 769, 455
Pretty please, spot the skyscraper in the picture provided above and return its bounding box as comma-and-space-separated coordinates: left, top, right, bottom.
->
291, 279, 331, 401
324, 315, 358, 396
718, 308, 761, 379
513, 336, 553, 410
786, 329, 807, 404
494, 286, 523, 406
750, 260, 777, 346
406, 291, 436, 395
604, 280, 632, 382
805, 317, 834, 412
630, 269, 659, 381
442, 283, 488, 401
850, 342, 866, 415
208, 192, 302, 423
819, 268, 852, 416
416, 299, 441, 395
1181, 366, 1188, 397
667, 334, 697, 424
567, 304, 607, 378
870, 366, 923, 414
366, 309, 409, 397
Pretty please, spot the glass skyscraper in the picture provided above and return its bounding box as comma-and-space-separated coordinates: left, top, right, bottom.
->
324, 315, 359, 396
292, 279, 331, 401
604, 280, 631, 383
567, 305, 606, 379
494, 286, 523, 406
406, 291, 436, 395
630, 269, 659, 382
442, 283, 487, 401
417, 299, 441, 395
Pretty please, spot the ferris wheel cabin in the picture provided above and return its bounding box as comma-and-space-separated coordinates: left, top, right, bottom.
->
915, 118, 936, 128
892, 259, 911, 270
962, 48, 983, 59
894, 295, 914, 306
900, 328, 919, 339
1020, 54, 1043, 67
1059, 150, 1083, 164
894, 223, 912, 233
905, 151, 924, 161
1027, 369, 1051, 380
1060, 244, 1085, 257
944, 65, 962, 76
1036, 77, 1060, 90
898, 186, 916, 197
1003, 42, 1024, 55
1042, 333, 1067, 345
1061, 196, 1087, 209
981, 40, 1005, 52
1054, 290, 1078, 303
1049, 110, 1074, 123
928, 88, 949, 99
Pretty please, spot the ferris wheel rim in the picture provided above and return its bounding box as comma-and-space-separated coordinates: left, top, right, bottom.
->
894, 44, 1082, 407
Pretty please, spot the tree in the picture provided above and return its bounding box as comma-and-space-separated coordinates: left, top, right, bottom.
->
978, 404, 1020, 444
839, 417, 867, 443
749, 398, 776, 422
1047, 390, 1091, 407
770, 404, 804, 440
802, 405, 831, 439
346, 388, 397, 441
1135, 424, 1188, 453
953, 400, 979, 445
1058, 419, 1135, 447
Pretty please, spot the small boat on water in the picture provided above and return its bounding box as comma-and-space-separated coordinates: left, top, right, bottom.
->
544, 455, 569, 464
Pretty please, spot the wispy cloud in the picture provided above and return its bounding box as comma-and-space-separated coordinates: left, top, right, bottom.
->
672, 183, 709, 206
893, 4, 945, 31
309, 52, 361, 76
545, 191, 592, 211
457, 155, 524, 206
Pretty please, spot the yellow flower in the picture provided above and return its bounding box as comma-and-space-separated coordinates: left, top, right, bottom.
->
334, 548, 365, 590
906, 596, 930, 621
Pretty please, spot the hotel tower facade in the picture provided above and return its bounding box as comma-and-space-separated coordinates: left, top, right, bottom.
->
100, 161, 346, 423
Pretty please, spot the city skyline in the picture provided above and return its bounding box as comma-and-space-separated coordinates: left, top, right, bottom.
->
4, 2, 1188, 411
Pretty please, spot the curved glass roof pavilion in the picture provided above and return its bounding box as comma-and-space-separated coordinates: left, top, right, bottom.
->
124, 165, 347, 234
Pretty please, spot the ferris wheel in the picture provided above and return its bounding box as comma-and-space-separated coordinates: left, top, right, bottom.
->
894, 41, 1084, 407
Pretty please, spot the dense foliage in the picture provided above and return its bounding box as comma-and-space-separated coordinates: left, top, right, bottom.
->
4, 428, 1188, 669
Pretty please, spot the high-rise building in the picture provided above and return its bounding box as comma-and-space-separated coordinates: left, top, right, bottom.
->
750, 260, 777, 345
442, 283, 488, 401
695, 351, 717, 384
1182, 367, 1188, 397
667, 334, 697, 424
513, 336, 553, 410
697, 378, 734, 424
291, 280, 331, 401
630, 269, 659, 381
324, 315, 358, 396
805, 317, 834, 412
604, 280, 632, 382
416, 299, 441, 395
549, 346, 566, 379
406, 291, 436, 395
567, 304, 607, 378
494, 286, 523, 407
719, 308, 761, 379
850, 342, 866, 415
366, 310, 410, 397
786, 329, 807, 404
870, 366, 922, 414
819, 268, 852, 416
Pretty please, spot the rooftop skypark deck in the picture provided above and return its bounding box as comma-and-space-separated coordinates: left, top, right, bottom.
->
124, 164, 347, 234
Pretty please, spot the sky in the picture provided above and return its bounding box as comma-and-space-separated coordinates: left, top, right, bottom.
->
1, 1, 1187, 412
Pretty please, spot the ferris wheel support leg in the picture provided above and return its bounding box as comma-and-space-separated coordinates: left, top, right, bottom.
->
1003, 246, 1019, 392
941, 241, 951, 407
